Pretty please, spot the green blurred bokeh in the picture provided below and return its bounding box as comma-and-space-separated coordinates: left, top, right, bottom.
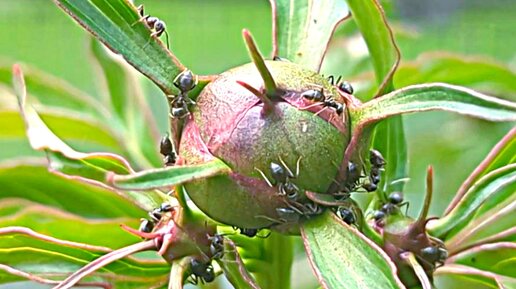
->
0, 2, 515, 288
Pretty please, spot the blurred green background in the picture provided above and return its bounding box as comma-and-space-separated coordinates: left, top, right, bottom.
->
0, 0, 515, 287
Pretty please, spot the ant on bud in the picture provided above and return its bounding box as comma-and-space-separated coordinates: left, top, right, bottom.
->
301, 88, 344, 115
327, 75, 354, 95
372, 191, 408, 222
159, 134, 176, 166
168, 70, 198, 119
135, 5, 170, 49
256, 156, 302, 201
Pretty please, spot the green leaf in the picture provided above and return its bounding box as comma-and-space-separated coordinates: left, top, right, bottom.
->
89, 38, 163, 169
0, 165, 144, 219
271, 0, 349, 71
301, 212, 404, 289
448, 242, 516, 278
371, 117, 408, 194
0, 231, 168, 287
46, 152, 168, 212
13, 64, 167, 211
0, 110, 42, 161
53, 0, 185, 94
355, 83, 516, 125
217, 238, 261, 289
435, 264, 516, 289
394, 53, 516, 96
346, 0, 399, 95
0, 199, 140, 248
444, 180, 515, 251
346, 0, 407, 200
447, 128, 516, 214
0, 63, 106, 120
110, 158, 232, 190
429, 164, 516, 239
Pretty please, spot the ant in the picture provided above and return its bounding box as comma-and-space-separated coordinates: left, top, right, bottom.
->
159, 134, 176, 166
419, 244, 448, 269
274, 201, 323, 224
336, 206, 356, 225
207, 233, 225, 260
301, 88, 344, 115
135, 5, 170, 49
336, 161, 362, 196
256, 157, 302, 201
135, 202, 174, 236
372, 191, 408, 222
188, 258, 215, 285
327, 75, 354, 95
362, 149, 386, 192
232, 227, 271, 238
168, 70, 198, 119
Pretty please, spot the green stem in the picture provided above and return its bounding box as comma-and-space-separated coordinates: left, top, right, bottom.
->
242, 29, 278, 99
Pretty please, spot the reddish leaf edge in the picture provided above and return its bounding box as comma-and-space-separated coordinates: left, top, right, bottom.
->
0, 264, 112, 289
435, 264, 512, 289
301, 213, 406, 289
52, 240, 156, 289
370, 0, 401, 97
446, 127, 516, 215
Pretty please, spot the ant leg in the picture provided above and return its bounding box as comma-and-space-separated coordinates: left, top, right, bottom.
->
254, 167, 273, 187
336, 75, 343, 85
278, 156, 295, 179
299, 102, 324, 111
163, 30, 170, 49
313, 106, 329, 116
294, 156, 302, 178
399, 201, 409, 214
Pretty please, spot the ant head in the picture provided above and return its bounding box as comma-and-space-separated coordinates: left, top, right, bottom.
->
337, 207, 356, 225
159, 135, 173, 155
270, 162, 287, 184
370, 149, 386, 167
337, 81, 353, 95
155, 20, 166, 32
388, 192, 404, 205
174, 70, 197, 93
146, 16, 158, 26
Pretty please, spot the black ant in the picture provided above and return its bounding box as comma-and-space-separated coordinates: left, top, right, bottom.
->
148, 202, 174, 223
419, 244, 448, 269
208, 233, 225, 260
336, 207, 356, 225
256, 157, 302, 201
327, 75, 354, 95
372, 191, 407, 222
159, 134, 176, 166
301, 88, 344, 115
135, 5, 170, 49
188, 258, 215, 285
138, 218, 154, 233
232, 227, 271, 238
168, 70, 198, 119
336, 161, 362, 196
135, 202, 174, 237
362, 149, 386, 192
